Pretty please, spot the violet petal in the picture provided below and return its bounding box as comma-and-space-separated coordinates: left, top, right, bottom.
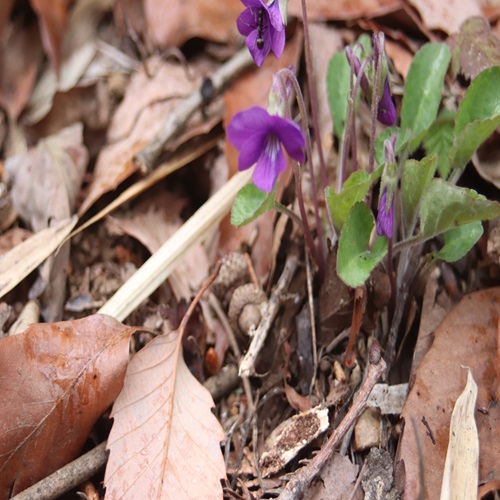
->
377, 77, 397, 126
270, 116, 305, 164
253, 136, 286, 192
376, 189, 394, 239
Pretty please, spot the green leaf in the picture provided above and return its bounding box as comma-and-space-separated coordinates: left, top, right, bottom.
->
455, 66, 500, 133
326, 168, 382, 233
231, 183, 276, 227
449, 116, 500, 170
419, 179, 500, 238
433, 222, 483, 262
449, 66, 500, 169
402, 155, 438, 234
327, 51, 351, 140
423, 109, 456, 178
401, 43, 451, 151
374, 127, 412, 166
337, 202, 388, 287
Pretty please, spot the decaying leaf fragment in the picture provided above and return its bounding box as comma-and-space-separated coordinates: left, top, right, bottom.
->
259, 406, 329, 477
0, 314, 135, 497
440, 368, 479, 500
104, 321, 226, 499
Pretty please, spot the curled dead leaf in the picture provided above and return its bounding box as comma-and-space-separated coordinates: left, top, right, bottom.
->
0, 314, 136, 497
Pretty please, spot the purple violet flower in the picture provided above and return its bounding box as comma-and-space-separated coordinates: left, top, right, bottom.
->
237, 0, 285, 67
376, 188, 394, 239
227, 106, 305, 193
377, 77, 397, 126
345, 37, 397, 126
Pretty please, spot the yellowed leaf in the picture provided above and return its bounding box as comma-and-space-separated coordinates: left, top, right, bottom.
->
440, 368, 479, 500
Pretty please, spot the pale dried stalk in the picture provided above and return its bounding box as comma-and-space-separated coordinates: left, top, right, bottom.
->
278, 342, 387, 500
98, 169, 252, 321
239, 252, 299, 377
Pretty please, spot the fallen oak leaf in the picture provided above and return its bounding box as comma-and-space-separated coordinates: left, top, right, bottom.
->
104, 266, 226, 499
0, 314, 139, 497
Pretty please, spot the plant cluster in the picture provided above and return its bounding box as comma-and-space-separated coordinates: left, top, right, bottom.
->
229, 0, 500, 362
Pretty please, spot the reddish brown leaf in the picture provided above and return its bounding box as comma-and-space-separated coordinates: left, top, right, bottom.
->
143, 0, 240, 48
398, 288, 500, 499
29, 0, 68, 75
0, 314, 136, 496
288, 0, 402, 21
0, 24, 42, 123
0, 0, 14, 41
104, 322, 226, 499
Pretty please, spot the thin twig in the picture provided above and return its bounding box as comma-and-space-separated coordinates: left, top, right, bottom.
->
208, 293, 254, 412
134, 47, 254, 172
305, 248, 318, 395
239, 251, 299, 377
277, 341, 387, 500
299, 0, 327, 191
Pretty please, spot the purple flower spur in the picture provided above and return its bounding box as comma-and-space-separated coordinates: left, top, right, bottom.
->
376, 188, 394, 239
227, 106, 305, 193
237, 0, 285, 67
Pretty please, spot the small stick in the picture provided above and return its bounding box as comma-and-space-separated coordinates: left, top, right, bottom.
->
208, 293, 254, 412
239, 252, 299, 377
11, 365, 240, 500
134, 47, 254, 172
278, 341, 387, 500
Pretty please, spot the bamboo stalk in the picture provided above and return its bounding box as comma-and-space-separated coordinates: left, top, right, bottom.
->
98, 170, 252, 321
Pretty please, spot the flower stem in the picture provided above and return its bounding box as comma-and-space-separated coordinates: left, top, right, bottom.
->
278, 68, 326, 278
338, 55, 370, 191
274, 202, 304, 228
368, 37, 383, 175
300, 0, 327, 192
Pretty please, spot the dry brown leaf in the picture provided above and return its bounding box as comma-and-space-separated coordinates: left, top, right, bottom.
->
406, 0, 482, 34
143, 0, 240, 48
288, 0, 402, 21
0, 217, 77, 300
0, 314, 136, 496
6, 122, 87, 231
107, 188, 210, 299
6, 122, 87, 320
398, 288, 500, 499
104, 321, 226, 499
304, 452, 360, 500
29, 0, 68, 75
79, 57, 206, 215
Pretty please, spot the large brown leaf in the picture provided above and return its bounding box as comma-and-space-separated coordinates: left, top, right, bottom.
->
104, 322, 226, 499
0, 314, 136, 497
398, 288, 500, 499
